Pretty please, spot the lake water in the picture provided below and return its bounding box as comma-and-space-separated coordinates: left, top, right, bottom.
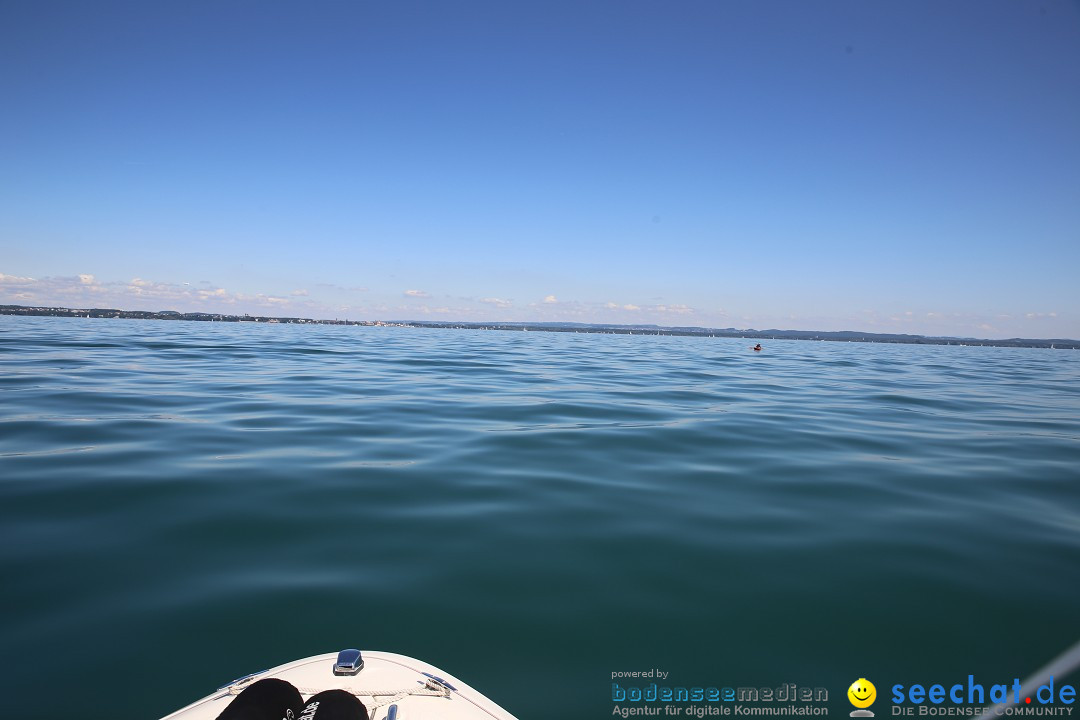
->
1, 316, 1078, 719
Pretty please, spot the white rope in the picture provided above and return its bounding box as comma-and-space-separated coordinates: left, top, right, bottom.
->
225, 682, 450, 697
296, 683, 450, 708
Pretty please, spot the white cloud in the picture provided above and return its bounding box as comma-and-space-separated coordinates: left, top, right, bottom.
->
404, 289, 430, 298
290, 289, 309, 296
480, 297, 513, 308
622, 304, 639, 311
0, 273, 247, 311
654, 304, 693, 315
0, 273, 35, 284
543, 295, 558, 304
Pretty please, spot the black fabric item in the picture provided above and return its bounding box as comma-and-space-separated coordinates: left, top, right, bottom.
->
296, 689, 368, 720
216, 678, 305, 720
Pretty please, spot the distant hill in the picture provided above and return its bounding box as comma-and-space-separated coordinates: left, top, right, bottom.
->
390, 320, 1078, 349
1, 304, 1076, 349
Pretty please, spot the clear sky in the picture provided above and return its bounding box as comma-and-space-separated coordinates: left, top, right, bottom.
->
2, 0, 1078, 338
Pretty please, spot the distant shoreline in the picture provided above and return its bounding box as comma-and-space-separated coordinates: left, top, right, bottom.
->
1, 304, 1076, 349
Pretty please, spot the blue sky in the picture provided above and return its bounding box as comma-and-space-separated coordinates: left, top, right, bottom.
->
2, 0, 1078, 338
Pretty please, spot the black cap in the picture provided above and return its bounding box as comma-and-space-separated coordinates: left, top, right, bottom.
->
216, 678, 304, 720
297, 689, 368, 720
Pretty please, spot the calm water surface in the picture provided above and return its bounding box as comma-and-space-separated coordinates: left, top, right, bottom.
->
1, 316, 1078, 718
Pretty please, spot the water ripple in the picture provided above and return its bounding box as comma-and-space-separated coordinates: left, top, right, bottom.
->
0, 316, 1078, 719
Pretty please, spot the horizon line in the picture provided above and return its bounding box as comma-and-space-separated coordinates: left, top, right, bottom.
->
2, 303, 1077, 349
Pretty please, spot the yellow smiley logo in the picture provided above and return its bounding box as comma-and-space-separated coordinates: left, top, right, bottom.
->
848, 678, 876, 709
